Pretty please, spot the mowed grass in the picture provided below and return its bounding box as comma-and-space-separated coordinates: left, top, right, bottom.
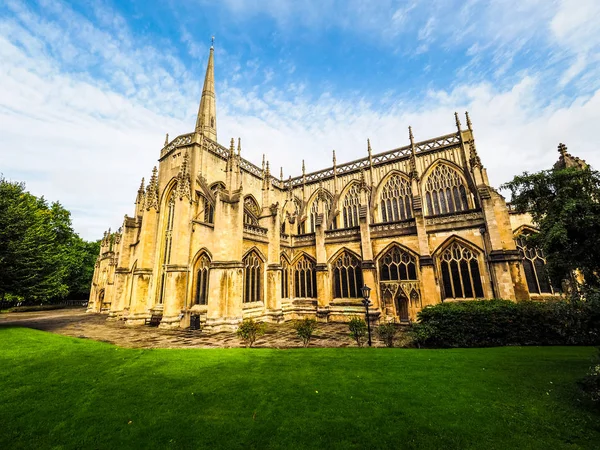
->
1, 328, 599, 450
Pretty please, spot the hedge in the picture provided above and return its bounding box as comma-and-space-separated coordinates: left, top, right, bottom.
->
411, 297, 600, 348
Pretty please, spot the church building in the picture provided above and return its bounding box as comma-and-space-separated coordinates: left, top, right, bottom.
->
89, 43, 560, 330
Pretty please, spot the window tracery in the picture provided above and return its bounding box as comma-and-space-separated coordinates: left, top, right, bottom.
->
379, 246, 418, 281
515, 235, 553, 294
158, 190, 176, 304
281, 256, 290, 299
342, 184, 361, 228
293, 255, 317, 298
332, 251, 363, 298
243, 251, 263, 303
244, 196, 260, 226
194, 254, 210, 305
309, 194, 333, 232
380, 175, 413, 222
424, 164, 470, 216
439, 242, 484, 299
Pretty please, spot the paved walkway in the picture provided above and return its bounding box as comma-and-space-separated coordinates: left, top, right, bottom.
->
0, 308, 406, 348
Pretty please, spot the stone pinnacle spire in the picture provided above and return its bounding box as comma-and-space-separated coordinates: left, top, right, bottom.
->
195, 40, 217, 141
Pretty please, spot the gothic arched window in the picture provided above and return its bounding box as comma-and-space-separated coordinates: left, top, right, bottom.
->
281, 256, 290, 299
516, 235, 553, 294
380, 175, 413, 222
244, 196, 260, 226
379, 246, 418, 281
293, 255, 317, 298
309, 193, 333, 232
158, 189, 176, 304
439, 242, 484, 299
194, 254, 210, 305
332, 251, 363, 298
424, 164, 470, 216
243, 251, 263, 303
342, 184, 361, 228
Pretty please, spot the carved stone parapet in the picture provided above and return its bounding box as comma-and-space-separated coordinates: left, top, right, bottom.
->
243, 223, 268, 237
370, 220, 417, 238
424, 210, 484, 227
324, 226, 360, 241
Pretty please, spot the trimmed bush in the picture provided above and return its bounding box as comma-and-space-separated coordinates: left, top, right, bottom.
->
411, 297, 600, 348
376, 322, 398, 347
294, 318, 318, 347
349, 317, 368, 347
236, 319, 266, 348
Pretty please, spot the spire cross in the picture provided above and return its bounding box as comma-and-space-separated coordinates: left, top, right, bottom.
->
558, 143, 568, 157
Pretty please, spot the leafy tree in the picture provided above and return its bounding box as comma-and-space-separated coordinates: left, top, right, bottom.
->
502, 166, 600, 291
0, 176, 99, 303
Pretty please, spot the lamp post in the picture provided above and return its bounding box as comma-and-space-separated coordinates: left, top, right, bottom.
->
361, 284, 372, 347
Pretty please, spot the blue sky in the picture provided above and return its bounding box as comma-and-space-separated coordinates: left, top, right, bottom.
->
1, 0, 599, 240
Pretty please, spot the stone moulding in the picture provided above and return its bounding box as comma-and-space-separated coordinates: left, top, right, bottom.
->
489, 249, 521, 262
209, 261, 244, 269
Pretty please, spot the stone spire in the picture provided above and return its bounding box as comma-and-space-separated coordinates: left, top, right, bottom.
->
195, 40, 217, 141
454, 111, 461, 131
145, 167, 159, 211
135, 177, 145, 205
465, 111, 472, 131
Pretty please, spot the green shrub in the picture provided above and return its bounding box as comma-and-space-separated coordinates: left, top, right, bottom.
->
376, 322, 398, 347
236, 319, 266, 348
349, 317, 368, 347
580, 349, 600, 404
411, 297, 600, 348
294, 318, 318, 347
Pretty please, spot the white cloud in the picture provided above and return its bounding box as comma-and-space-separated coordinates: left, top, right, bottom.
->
1, 0, 599, 242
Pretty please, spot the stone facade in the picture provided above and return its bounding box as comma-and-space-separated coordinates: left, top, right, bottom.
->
89, 45, 558, 330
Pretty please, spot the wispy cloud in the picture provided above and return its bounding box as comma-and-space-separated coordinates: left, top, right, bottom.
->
0, 0, 599, 241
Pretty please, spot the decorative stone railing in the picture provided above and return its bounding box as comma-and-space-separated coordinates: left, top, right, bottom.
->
286, 132, 461, 188
324, 226, 360, 240
243, 223, 268, 238
424, 210, 484, 226
370, 219, 416, 235
161, 133, 194, 158
203, 138, 284, 187
294, 232, 316, 243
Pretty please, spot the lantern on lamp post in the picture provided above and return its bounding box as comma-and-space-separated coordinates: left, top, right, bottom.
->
361, 284, 372, 347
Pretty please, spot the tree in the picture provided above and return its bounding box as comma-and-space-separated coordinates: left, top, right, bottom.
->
501, 166, 600, 291
0, 176, 99, 303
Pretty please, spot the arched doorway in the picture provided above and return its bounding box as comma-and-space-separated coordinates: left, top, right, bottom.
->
97, 289, 105, 312
395, 292, 410, 323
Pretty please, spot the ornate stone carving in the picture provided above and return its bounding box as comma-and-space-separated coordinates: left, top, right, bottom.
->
177, 152, 192, 202
144, 167, 159, 211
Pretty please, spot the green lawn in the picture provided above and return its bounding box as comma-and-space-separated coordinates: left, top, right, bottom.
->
1, 328, 599, 449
